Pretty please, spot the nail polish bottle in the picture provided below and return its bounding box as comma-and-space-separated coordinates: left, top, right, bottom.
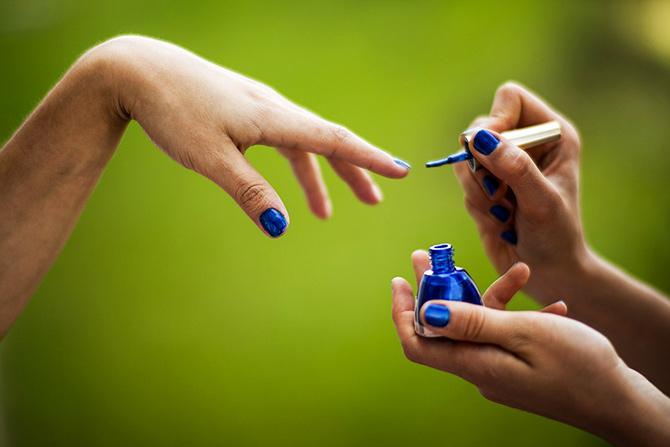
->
415, 243, 482, 337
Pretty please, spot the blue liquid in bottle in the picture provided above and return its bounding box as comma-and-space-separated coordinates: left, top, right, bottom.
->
415, 243, 482, 337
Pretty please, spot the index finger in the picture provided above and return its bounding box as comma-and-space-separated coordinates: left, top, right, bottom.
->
261, 109, 411, 179
482, 262, 530, 310
411, 250, 430, 286
487, 81, 565, 132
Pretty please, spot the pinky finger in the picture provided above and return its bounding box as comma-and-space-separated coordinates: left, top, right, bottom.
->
328, 158, 383, 205
541, 300, 568, 316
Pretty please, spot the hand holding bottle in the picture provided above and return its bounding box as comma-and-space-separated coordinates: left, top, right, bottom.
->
391, 251, 670, 447
453, 82, 670, 394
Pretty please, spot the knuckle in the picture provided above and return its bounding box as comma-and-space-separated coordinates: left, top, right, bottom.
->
463, 197, 474, 212
461, 308, 486, 340
531, 193, 561, 224
523, 183, 563, 224
497, 81, 522, 97
477, 353, 505, 383
330, 124, 352, 145
246, 81, 281, 104
236, 182, 267, 210
530, 204, 553, 225
469, 115, 490, 129
505, 150, 532, 181
401, 338, 421, 364
478, 385, 502, 403
563, 123, 581, 151
507, 320, 534, 351
463, 197, 484, 219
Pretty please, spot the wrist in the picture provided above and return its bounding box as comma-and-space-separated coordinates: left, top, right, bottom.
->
524, 241, 599, 305
600, 364, 670, 446
77, 35, 152, 123
554, 247, 619, 318
2, 39, 134, 180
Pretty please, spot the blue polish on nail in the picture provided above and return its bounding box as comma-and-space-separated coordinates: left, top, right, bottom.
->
483, 175, 499, 196
415, 243, 482, 337
424, 303, 451, 328
260, 208, 287, 237
501, 230, 518, 245
473, 130, 500, 155
393, 158, 412, 169
490, 204, 510, 223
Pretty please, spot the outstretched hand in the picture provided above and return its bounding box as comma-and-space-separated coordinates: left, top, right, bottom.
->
96, 36, 410, 237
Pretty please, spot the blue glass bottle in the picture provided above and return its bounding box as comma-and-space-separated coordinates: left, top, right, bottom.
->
415, 243, 482, 337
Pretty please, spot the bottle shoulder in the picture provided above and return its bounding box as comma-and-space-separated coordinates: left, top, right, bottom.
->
422, 267, 471, 282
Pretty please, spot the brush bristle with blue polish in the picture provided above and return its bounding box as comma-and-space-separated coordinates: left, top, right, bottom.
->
425, 150, 472, 168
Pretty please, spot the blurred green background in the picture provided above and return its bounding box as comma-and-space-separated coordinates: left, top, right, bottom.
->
1, 0, 670, 445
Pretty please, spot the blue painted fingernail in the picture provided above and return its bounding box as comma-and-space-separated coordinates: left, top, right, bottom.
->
394, 158, 411, 170
501, 229, 517, 245
473, 130, 500, 155
490, 204, 510, 223
424, 303, 450, 327
260, 208, 287, 237
483, 175, 499, 196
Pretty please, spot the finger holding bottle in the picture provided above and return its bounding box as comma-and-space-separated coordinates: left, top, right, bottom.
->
410, 250, 565, 315
392, 265, 637, 446
405, 296, 670, 446
391, 275, 523, 382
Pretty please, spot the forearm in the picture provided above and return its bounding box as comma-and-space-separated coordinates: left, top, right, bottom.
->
603, 365, 670, 447
0, 46, 129, 337
563, 250, 670, 393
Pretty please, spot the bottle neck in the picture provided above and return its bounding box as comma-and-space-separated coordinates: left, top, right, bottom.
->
430, 244, 455, 274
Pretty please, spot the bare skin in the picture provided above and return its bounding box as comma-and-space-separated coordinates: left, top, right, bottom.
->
0, 35, 410, 337
453, 82, 670, 394
392, 255, 670, 447
391, 82, 670, 446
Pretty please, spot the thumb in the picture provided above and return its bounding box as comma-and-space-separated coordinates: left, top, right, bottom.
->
203, 143, 290, 238
467, 128, 560, 215
419, 301, 525, 350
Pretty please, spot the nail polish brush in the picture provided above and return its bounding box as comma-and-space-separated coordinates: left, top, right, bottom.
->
426, 120, 562, 171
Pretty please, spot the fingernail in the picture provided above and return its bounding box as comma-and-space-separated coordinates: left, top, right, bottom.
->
260, 208, 287, 238
500, 229, 517, 245
424, 303, 450, 327
393, 158, 411, 170
473, 130, 500, 155
490, 204, 510, 223
482, 175, 499, 196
